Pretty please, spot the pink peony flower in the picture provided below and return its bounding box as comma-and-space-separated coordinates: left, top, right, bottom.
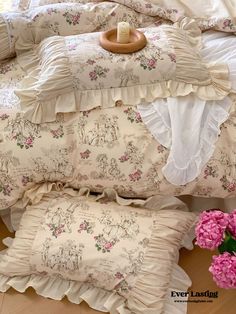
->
209, 252, 236, 288
195, 210, 228, 250
228, 210, 236, 239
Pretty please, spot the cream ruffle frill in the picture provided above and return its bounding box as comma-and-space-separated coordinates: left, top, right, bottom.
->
0, 15, 12, 61
0, 264, 191, 314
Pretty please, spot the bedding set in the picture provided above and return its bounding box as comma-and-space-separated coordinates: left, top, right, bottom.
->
0, 0, 236, 313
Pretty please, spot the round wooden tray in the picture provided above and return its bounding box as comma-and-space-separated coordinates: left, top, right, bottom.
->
99, 28, 147, 54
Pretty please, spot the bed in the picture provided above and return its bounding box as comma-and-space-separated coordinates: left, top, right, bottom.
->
0, 1, 235, 313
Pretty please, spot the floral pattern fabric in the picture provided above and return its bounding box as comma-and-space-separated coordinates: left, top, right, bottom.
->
31, 194, 153, 292
0, 97, 235, 210
68, 28, 176, 88
0, 59, 23, 109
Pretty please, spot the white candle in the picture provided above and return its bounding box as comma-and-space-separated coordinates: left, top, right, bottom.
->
117, 22, 130, 44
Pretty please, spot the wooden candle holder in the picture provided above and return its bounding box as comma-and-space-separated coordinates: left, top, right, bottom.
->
99, 28, 147, 54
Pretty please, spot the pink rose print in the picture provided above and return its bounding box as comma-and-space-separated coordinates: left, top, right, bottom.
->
119, 153, 129, 162
63, 12, 81, 25
89, 66, 109, 81
124, 107, 142, 123
129, 169, 142, 182
78, 220, 94, 234
24, 137, 34, 149
50, 125, 64, 139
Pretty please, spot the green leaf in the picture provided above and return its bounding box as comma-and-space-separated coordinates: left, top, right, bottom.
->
218, 232, 236, 254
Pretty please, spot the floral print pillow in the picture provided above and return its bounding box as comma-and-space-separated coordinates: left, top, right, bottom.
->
16, 17, 230, 123
0, 190, 196, 313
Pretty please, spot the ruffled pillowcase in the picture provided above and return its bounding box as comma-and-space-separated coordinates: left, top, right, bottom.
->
15, 17, 231, 123
0, 190, 197, 314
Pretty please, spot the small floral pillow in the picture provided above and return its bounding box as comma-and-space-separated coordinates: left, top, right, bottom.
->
0, 190, 196, 314
16, 17, 230, 123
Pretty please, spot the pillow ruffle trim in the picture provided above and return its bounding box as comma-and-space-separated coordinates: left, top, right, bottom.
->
0, 264, 191, 314
0, 15, 12, 61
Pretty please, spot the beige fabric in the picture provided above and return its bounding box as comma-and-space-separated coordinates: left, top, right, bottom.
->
16, 18, 230, 123
0, 190, 196, 314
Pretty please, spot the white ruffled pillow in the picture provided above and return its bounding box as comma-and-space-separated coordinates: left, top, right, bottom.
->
0, 190, 196, 314
16, 18, 231, 123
